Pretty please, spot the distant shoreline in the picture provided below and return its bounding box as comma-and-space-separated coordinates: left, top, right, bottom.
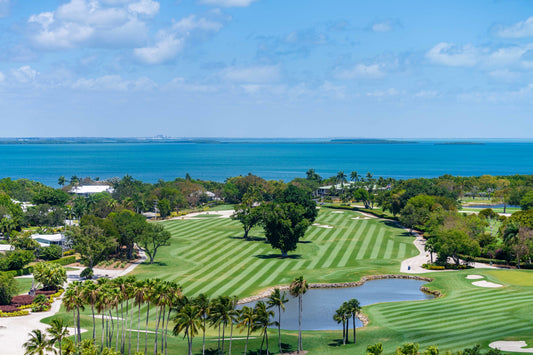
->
0, 137, 531, 145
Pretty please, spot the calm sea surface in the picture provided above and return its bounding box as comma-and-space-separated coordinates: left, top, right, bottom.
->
1, 142, 532, 186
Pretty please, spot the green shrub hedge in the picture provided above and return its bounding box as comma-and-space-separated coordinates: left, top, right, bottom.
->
48, 255, 76, 266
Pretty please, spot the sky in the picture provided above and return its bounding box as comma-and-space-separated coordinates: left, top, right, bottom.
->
1, 0, 533, 138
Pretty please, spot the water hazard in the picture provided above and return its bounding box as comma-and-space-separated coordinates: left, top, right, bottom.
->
241, 278, 434, 331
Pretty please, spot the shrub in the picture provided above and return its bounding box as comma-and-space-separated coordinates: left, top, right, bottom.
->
0, 273, 17, 305
48, 255, 76, 266
39, 245, 63, 261
80, 267, 94, 280
11, 294, 34, 306
33, 262, 67, 291
62, 249, 76, 256
0, 249, 34, 271
0, 309, 29, 317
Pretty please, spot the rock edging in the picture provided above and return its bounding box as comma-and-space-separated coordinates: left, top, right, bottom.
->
238, 274, 441, 327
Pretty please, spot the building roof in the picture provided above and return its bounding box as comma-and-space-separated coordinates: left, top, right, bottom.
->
31, 233, 64, 242
70, 185, 114, 194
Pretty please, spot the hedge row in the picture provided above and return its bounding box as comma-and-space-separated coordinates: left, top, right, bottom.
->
0, 310, 29, 317
0, 255, 76, 278
323, 205, 399, 220
457, 254, 508, 265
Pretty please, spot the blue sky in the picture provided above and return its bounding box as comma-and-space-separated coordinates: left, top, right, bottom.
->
1, 0, 533, 138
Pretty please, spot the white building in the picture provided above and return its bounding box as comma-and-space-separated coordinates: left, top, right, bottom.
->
31, 233, 66, 247
70, 185, 114, 197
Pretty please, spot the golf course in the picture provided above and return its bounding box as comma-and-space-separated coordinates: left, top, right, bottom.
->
44, 207, 533, 354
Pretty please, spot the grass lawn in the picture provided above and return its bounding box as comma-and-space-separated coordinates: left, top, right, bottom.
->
41, 208, 533, 354
462, 206, 521, 214
15, 277, 33, 294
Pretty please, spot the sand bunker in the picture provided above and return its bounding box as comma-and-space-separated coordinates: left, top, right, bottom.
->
312, 223, 334, 229
472, 280, 503, 288
489, 341, 533, 353
466, 275, 484, 280
331, 211, 344, 214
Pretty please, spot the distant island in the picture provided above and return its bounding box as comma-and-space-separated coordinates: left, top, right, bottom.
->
328, 139, 418, 144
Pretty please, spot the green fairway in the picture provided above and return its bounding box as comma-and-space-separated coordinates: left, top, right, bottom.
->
130, 208, 418, 298
43, 208, 533, 354
14, 277, 33, 295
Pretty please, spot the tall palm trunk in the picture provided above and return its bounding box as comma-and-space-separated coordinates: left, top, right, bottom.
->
154, 306, 161, 355
278, 305, 282, 355
91, 305, 96, 340
265, 330, 269, 355
244, 324, 250, 355
164, 306, 172, 355
137, 303, 141, 352
229, 321, 234, 355
160, 305, 166, 352
298, 295, 302, 352
217, 324, 221, 354
352, 315, 356, 343
76, 307, 82, 343
201, 316, 206, 355
260, 329, 265, 354
221, 321, 226, 355
109, 310, 114, 347
101, 312, 106, 351
115, 307, 120, 350
72, 310, 78, 345
145, 303, 150, 355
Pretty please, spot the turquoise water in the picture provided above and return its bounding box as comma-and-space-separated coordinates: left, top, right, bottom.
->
0, 142, 532, 185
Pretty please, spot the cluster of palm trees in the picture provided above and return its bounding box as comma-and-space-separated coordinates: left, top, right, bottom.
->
62, 276, 181, 355
333, 298, 361, 345
56, 275, 310, 355
23, 319, 70, 355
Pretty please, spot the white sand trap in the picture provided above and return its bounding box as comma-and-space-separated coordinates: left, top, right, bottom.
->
466, 275, 484, 280
472, 281, 503, 288
489, 341, 533, 353
331, 211, 344, 214
312, 223, 334, 229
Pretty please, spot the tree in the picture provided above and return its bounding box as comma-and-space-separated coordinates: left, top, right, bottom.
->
137, 223, 171, 264
193, 294, 210, 355
67, 225, 115, 269
232, 185, 265, 239
173, 304, 202, 355
0, 216, 18, 241
346, 298, 361, 343
32, 188, 70, 206
237, 306, 256, 355
58, 176, 66, 187
350, 171, 360, 182
33, 262, 67, 291
305, 169, 321, 182
333, 306, 348, 345
427, 229, 480, 266
23, 329, 53, 355
267, 288, 288, 354
108, 210, 147, 259
520, 191, 533, 211
158, 199, 172, 219
48, 319, 70, 355
289, 275, 308, 353
260, 202, 311, 257
39, 244, 63, 261
0, 272, 17, 305
353, 188, 371, 208
396, 343, 420, 355
277, 184, 318, 223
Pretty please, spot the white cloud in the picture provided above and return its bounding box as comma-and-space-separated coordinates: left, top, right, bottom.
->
372, 22, 392, 33
134, 15, 223, 64
497, 17, 533, 38
426, 42, 479, 67
414, 90, 437, 98
0, 71, 5, 83
128, 0, 159, 16
488, 69, 520, 82
0, 0, 9, 18
134, 35, 184, 64
27, 0, 158, 49
72, 74, 156, 91
12, 66, 38, 83
335, 63, 385, 80
223, 65, 280, 83
165, 77, 218, 92
199, 0, 257, 7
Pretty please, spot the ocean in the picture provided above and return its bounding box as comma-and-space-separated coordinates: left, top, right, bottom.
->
1, 141, 532, 186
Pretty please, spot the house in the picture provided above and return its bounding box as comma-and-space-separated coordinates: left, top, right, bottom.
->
70, 185, 114, 197
31, 233, 66, 248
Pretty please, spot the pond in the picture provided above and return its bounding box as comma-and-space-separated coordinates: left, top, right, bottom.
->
240, 278, 434, 331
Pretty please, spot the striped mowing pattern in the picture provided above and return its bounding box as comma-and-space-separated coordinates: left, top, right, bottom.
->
133, 208, 418, 298
367, 281, 533, 352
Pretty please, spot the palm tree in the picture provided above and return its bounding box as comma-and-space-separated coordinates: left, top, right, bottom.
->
336, 171, 347, 193
63, 283, 84, 345
333, 306, 347, 345
210, 295, 234, 355
151, 280, 167, 355
350, 171, 359, 182
346, 298, 361, 343
23, 329, 53, 355
227, 295, 239, 355
237, 306, 256, 355
254, 301, 276, 355
48, 319, 70, 355
81, 280, 99, 340
267, 288, 288, 354
143, 278, 158, 354
193, 294, 210, 355
173, 304, 203, 355
164, 282, 183, 355
58, 176, 66, 187
366, 342, 384, 355
289, 275, 308, 353
132, 280, 147, 353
